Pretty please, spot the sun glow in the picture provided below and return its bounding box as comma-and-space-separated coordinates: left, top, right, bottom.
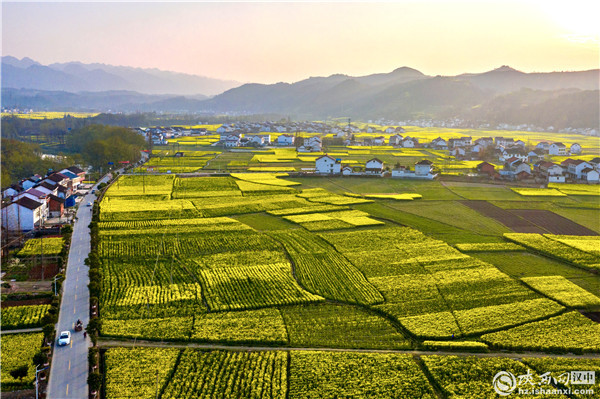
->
541, 0, 600, 43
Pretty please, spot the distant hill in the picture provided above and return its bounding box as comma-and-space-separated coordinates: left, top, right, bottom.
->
463, 88, 600, 129
1, 56, 241, 96
2, 59, 598, 129
1, 88, 207, 112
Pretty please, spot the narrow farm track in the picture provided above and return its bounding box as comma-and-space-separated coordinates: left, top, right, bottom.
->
97, 338, 600, 360
0, 327, 43, 334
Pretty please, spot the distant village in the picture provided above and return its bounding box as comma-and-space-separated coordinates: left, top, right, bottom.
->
140, 122, 599, 184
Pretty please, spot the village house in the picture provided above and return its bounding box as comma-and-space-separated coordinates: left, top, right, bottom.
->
48, 194, 65, 218
401, 137, 418, 148
448, 137, 472, 148
567, 160, 593, 180
1, 197, 45, 231
392, 160, 436, 180
365, 158, 384, 175
570, 143, 582, 155
298, 136, 322, 152
503, 147, 528, 162
476, 162, 496, 176
495, 137, 514, 148
536, 141, 551, 151
341, 166, 354, 176
581, 168, 599, 183
474, 137, 494, 148
389, 134, 403, 146
527, 148, 546, 163
2, 184, 22, 199
538, 162, 564, 177
277, 134, 295, 146
430, 137, 447, 149
315, 155, 341, 174
549, 142, 567, 156
415, 160, 434, 176
372, 136, 386, 146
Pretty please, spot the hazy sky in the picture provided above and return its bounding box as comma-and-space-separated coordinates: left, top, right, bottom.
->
2, 1, 599, 83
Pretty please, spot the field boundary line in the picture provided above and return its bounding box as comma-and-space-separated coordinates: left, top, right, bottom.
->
97, 338, 600, 359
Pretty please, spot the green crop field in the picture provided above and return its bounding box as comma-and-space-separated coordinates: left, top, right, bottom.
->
98, 168, 600, 396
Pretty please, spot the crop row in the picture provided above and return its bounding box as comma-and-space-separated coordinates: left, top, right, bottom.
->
1, 304, 51, 330
198, 263, 324, 311
273, 231, 383, 305
104, 347, 600, 398
1, 333, 44, 391
545, 234, 600, 256
102, 308, 288, 344
454, 242, 525, 252
191, 194, 311, 217
521, 276, 600, 308
289, 351, 436, 398
161, 350, 288, 399
482, 311, 600, 353
17, 237, 64, 257
281, 303, 410, 349
505, 233, 600, 271
104, 347, 180, 399
104, 175, 175, 197
99, 231, 280, 258
231, 172, 300, 186
172, 176, 241, 199
97, 216, 242, 230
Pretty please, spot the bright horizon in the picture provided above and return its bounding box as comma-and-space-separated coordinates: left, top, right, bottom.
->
2, 1, 599, 84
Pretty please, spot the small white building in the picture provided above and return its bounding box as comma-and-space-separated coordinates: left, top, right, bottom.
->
341, 166, 354, 175
402, 137, 417, 148
277, 134, 295, 146
315, 155, 341, 174
365, 158, 384, 174
415, 160, 434, 176
549, 175, 566, 183
549, 143, 567, 156
1, 197, 45, 231
570, 143, 582, 155
582, 168, 599, 183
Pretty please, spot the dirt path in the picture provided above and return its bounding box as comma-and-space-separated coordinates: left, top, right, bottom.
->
98, 338, 599, 360
0, 327, 43, 334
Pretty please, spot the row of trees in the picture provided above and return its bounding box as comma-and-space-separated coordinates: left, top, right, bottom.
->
1, 139, 74, 188
66, 125, 145, 171
2, 124, 146, 187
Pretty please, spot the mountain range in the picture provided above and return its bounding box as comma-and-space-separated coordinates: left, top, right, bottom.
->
2, 57, 598, 128
1, 56, 240, 96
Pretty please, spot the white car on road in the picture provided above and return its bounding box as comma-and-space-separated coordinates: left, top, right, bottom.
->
57, 331, 71, 346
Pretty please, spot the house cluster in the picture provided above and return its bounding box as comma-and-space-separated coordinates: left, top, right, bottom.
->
217, 132, 273, 148
297, 136, 322, 152
314, 156, 436, 179
138, 127, 209, 146
1, 166, 85, 231
475, 157, 600, 183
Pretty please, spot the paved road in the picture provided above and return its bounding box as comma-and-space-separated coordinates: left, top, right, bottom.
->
98, 338, 600, 360
47, 174, 112, 399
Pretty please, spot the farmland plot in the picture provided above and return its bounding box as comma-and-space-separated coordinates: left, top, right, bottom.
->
198, 263, 324, 311
289, 351, 436, 398
161, 350, 288, 399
